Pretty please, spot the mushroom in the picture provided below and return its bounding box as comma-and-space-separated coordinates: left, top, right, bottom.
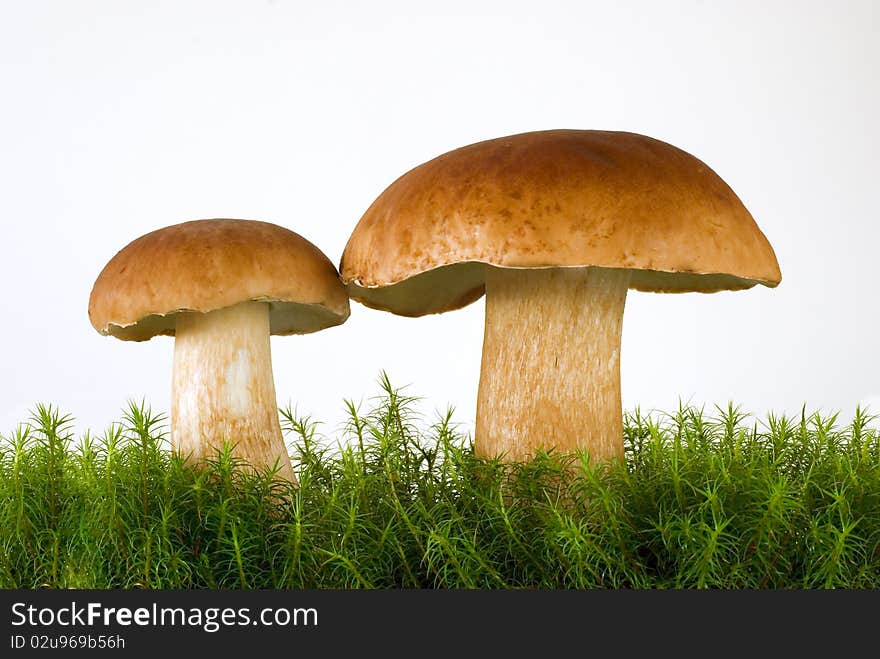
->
340, 130, 781, 463
89, 219, 350, 482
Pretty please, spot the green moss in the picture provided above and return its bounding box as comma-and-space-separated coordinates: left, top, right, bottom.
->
2, 377, 879, 589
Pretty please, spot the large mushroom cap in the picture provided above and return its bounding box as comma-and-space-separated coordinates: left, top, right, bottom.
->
341, 129, 782, 316
89, 219, 351, 341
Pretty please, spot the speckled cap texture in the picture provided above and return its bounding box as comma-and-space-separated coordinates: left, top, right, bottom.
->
89, 219, 351, 340
340, 129, 781, 316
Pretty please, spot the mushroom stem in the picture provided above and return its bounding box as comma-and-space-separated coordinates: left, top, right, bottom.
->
476, 266, 630, 463
171, 301, 295, 482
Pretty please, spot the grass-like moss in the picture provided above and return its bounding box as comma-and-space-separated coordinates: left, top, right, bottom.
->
2, 375, 879, 589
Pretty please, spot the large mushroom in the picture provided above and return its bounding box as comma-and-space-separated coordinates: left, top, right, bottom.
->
340, 130, 781, 463
89, 219, 350, 482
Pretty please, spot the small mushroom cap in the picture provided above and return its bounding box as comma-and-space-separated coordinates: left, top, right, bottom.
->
89, 219, 351, 341
340, 129, 782, 317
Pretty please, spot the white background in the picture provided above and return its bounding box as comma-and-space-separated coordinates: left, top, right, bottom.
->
1, 0, 878, 442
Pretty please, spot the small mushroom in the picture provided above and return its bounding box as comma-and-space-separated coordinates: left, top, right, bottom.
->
89, 219, 350, 482
340, 130, 781, 463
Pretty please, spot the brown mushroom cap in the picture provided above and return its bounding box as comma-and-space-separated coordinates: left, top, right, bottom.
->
89, 219, 351, 341
340, 129, 782, 317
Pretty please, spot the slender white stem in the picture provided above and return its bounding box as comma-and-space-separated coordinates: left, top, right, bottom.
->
172, 301, 295, 482
476, 266, 630, 463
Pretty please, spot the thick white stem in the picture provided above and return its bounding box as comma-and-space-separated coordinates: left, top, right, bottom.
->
172, 301, 294, 482
476, 267, 630, 463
